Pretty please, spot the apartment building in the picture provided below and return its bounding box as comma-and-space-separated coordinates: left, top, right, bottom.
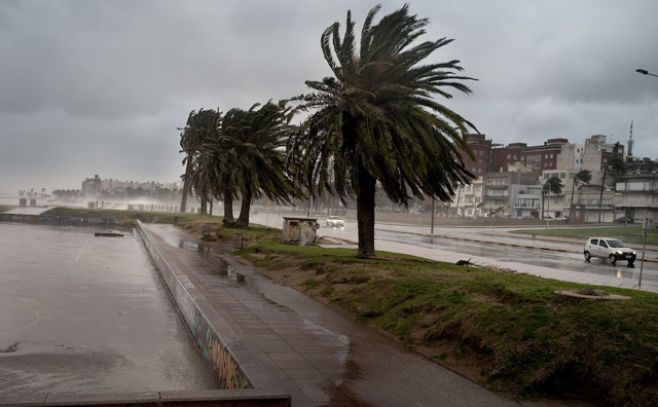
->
450, 177, 484, 217
615, 173, 658, 223
81, 175, 178, 197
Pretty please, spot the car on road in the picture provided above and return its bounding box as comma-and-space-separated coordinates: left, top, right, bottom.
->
583, 237, 636, 266
614, 216, 634, 224
325, 216, 344, 227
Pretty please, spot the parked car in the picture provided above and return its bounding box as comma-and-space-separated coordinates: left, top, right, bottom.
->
325, 216, 344, 227
614, 216, 634, 224
583, 237, 636, 266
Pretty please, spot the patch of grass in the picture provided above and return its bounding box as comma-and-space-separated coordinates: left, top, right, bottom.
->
201, 233, 216, 242
42, 207, 216, 226
512, 226, 658, 246
186, 220, 658, 406
303, 278, 319, 290
215, 224, 280, 243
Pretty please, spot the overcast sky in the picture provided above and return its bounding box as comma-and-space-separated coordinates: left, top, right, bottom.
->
1, 0, 657, 193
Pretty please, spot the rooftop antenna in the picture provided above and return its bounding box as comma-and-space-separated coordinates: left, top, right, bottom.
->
628, 121, 634, 158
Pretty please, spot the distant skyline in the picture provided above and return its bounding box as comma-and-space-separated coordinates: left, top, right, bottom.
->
1, 0, 657, 193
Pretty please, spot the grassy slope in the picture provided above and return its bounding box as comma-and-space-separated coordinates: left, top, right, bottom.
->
512, 226, 658, 246
42, 207, 217, 226
197, 223, 658, 406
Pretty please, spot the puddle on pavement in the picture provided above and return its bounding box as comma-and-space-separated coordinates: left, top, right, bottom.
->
177, 239, 212, 258
172, 235, 250, 285
211, 258, 233, 277
198, 251, 248, 285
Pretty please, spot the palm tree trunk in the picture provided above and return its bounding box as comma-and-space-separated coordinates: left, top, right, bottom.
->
598, 166, 607, 223
223, 186, 234, 226
236, 188, 252, 227
180, 158, 193, 213
541, 193, 545, 220
209, 198, 213, 216
356, 162, 376, 258
200, 195, 208, 215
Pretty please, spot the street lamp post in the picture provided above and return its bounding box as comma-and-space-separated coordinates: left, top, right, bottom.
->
636, 68, 658, 78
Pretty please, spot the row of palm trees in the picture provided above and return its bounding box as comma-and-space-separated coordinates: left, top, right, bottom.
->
542, 156, 626, 222
179, 5, 477, 258
180, 102, 300, 227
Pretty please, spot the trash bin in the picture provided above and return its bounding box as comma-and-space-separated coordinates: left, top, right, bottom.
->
282, 217, 319, 245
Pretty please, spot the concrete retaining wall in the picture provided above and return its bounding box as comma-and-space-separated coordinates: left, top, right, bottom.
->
135, 221, 251, 390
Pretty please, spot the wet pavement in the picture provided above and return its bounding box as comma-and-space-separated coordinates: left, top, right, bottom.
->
0, 223, 217, 400
251, 213, 658, 292
144, 223, 541, 407
376, 223, 658, 260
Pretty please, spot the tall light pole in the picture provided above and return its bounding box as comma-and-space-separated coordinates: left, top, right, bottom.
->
636, 68, 658, 78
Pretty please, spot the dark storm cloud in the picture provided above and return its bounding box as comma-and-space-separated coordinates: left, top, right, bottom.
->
1, 0, 657, 193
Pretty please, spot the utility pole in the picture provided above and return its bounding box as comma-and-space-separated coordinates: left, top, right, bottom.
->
639, 218, 651, 287
430, 198, 435, 235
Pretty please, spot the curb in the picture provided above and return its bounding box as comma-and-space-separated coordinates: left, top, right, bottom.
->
0, 389, 291, 407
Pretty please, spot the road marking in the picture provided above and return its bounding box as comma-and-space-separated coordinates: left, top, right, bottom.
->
75, 236, 91, 263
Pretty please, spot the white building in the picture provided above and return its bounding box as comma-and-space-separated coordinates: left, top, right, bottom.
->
615, 174, 658, 223
450, 177, 484, 217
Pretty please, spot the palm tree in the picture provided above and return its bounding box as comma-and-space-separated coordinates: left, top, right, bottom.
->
222, 102, 300, 227
179, 109, 221, 213
569, 169, 591, 223
541, 176, 564, 220
179, 112, 197, 213
597, 156, 626, 222
187, 148, 216, 215
287, 5, 477, 257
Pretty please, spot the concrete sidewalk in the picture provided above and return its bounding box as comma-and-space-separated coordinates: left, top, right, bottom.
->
142, 224, 538, 407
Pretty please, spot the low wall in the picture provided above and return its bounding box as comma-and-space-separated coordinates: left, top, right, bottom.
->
1, 389, 290, 407
135, 221, 251, 390
0, 213, 116, 225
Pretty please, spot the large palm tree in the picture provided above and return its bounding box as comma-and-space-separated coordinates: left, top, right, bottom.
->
568, 169, 592, 223
287, 5, 476, 257
223, 102, 300, 227
542, 176, 564, 220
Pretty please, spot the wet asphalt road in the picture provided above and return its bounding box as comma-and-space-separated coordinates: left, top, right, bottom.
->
253, 213, 658, 290
0, 223, 217, 400
375, 229, 658, 286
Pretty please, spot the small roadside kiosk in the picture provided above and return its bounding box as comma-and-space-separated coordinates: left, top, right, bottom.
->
282, 217, 319, 246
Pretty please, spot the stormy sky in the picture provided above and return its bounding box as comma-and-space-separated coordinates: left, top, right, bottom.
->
1, 0, 657, 193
